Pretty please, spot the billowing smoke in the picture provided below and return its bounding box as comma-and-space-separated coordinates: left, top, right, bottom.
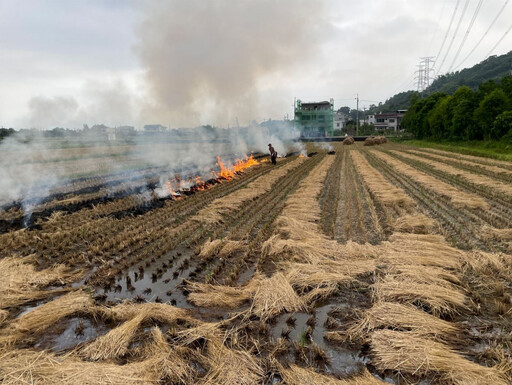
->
0, 120, 304, 226
26, 79, 140, 129
1, 1, 327, 223
0, 131, 60, 224
135, 0, 329, 127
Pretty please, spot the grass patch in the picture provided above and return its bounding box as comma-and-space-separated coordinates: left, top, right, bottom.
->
396, 139, 512, 162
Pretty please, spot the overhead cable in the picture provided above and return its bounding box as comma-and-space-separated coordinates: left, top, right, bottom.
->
447, 0, 485, 72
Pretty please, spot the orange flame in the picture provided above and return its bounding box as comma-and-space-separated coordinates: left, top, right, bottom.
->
163, 155, 258, 198
216, 155, 259, 180
166, 180, 175, 195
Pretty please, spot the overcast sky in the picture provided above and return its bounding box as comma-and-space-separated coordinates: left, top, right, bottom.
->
0, 0, 511, 129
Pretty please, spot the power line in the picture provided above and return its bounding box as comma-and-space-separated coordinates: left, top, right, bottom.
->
390, 72, 416, 96
447, 0, 485, 73
427, 0, 449, 56
455, 0, 509, 70
437, 0, 471, 75
435, 0, 461, 69
485, 20, 512, 57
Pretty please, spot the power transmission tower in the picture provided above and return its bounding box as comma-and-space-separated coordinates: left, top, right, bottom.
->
415, 63, 424, 92
415, 57, 436, 92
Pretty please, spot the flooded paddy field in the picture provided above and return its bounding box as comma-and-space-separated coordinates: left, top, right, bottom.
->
1, 141, 512, 384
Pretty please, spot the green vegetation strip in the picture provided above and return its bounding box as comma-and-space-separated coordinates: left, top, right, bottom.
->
399, 139, 512, 162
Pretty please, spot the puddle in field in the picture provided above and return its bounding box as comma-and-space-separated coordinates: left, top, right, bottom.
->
35, 316, 111, 351
16, 302, 45, 319
72, 266, 98, 288
270, 303, 368, 376
99, 245, 195, 308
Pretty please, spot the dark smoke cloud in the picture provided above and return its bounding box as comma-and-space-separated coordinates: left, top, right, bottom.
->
136, 0, 329, 127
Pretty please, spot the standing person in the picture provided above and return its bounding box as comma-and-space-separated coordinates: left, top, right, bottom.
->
268, 143, 277, 165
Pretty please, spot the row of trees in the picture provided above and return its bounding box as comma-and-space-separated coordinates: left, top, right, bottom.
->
403, 76, 512, 141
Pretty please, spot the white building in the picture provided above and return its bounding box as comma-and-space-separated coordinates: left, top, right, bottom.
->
334, 111, 347, 132
373, 110, 407, 131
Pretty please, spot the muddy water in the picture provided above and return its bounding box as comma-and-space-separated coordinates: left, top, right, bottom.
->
100, 245, 195, 308
270, 303, 367, 376
35, 317, 110, 351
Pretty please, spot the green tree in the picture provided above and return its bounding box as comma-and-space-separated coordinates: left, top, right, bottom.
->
474, 89, 510, 139
337, 106, 350, 115
492, 111, 512, 140
500, 75, 512, 100
449, 86, 477, 139
403, 92, 446, 139
478, 79, 498, 96
453, 98, 478, 139
427, 96, 450, 140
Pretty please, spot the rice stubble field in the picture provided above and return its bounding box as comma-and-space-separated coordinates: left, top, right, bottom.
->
1, 141, 512, 384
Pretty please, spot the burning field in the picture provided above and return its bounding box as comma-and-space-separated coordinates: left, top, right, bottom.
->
1, 141, 512, 384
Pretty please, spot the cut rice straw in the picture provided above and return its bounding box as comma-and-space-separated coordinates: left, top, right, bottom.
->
198, 239, 224, 259
251, 273, 305, 321
393, 214, 436, 234
409, 149, 512, 177
187, 273, 263, 308
350, 151, 414, 208
393, 150, 512, 197
107, 301, 190, 324
373, 276, 467, 316
278, 363, 386, 384
0, 256, 79, 309
194, 157, 305, 225
346, 302, 459, 343
201, 339, 263, 385
0, 310, 8, 325
373, 150, 489, 210
198, 239, 245, 260
80, 302, 193, 360
0, 327, 191, 385
14, 291, 94, 335
380, 233, 463, 269
423, 147, 512, 168
371, 329, 507, 385
79, 313, 145, 360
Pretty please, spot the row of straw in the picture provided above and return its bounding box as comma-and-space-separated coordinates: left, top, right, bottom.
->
193, 157, 305, 225
393, 150, 512, 197
372, 150, 489, 210
344, 150, 508, 384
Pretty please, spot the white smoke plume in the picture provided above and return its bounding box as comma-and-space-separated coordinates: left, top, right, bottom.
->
135, 0, 329, 127
26, 79, 140, 129
1, 1, 331, 223
0, 120, 304, 225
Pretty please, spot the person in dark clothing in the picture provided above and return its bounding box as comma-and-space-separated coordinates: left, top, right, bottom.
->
268, 143, 277, 165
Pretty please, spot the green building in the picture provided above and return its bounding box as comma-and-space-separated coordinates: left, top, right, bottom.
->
294, 99, 334, 137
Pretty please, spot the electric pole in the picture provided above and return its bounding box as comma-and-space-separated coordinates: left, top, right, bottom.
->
355, 94, 359, 136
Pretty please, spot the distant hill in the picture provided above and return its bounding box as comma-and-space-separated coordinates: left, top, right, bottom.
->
427, 50, 512, 94
367, 51, 512, 114
368, 90, 416, 114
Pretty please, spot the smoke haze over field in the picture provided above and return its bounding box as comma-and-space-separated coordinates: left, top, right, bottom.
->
136, 0, 329, 127
0, 122, 304, 220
